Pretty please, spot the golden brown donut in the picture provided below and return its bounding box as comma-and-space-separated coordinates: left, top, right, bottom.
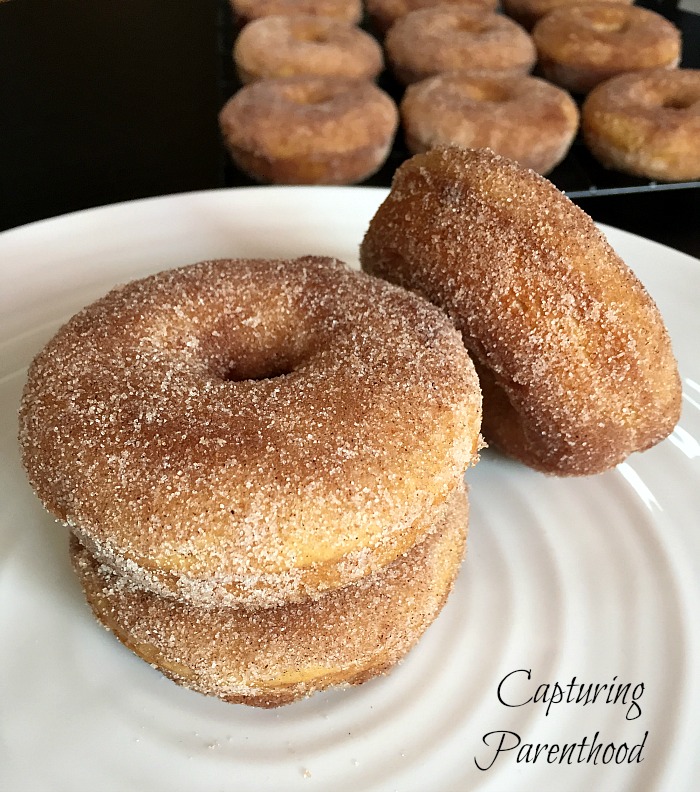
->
532, 3, 682, 95
219, 77, 398, 184
20, 256, 482, 605
233, 15, 384, 84
582, 68, 700, 182
401, 71, 579, 174
384, 6, 536, 86
230, 0, 362, 26
502, 0, 632, 32
360, 147, 682, 476
366, 0, 497, 37
70, 483, 469, 708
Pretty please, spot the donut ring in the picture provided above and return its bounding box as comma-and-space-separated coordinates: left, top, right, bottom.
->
20, 257, 481, 605
219, 77, 398, 184
401, 71, 579, 174
532, 3, 681, 95
70, 483, 469, 707
366, 0, 497, 37
360, 147, 681, 476
233, 15, 384, 84
502, 0, 632, 32
229, 0, 363, 26
582, 68, 700, 182
385, 6, 536, 86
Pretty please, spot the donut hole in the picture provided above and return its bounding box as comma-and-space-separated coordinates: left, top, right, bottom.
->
455, 80, 512, 103
221, 355, 300, 382
583, 9, 629, 33
453, 17, 492, 34
661, 95, 695, 110
282, 83, 338, 105
297, 28, 331, 44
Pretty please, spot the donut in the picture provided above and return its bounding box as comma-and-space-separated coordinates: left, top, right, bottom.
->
385, 6, 536, 86
532, 3, 682, 95
233, 16, 384, 84
502, 0, 632, 32
360, 147, 682, 476
229, 0, 362, 26
70, 483, 469, 707
20, 256, 482, 606
218, 77, 398, 184
582, 68, 700, 182
401, 71, 579, 174
366, 0, 497, 37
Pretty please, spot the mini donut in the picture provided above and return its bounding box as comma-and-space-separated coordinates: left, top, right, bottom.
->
20, 256, 481, 606
502, 0, 632, 32
230, 0, 362, 26
401, 71, 579, 174
233, 16, 384, 84
532, 3, 682, 95
582, 68, 700, 182
360, 147, 681, 476
384, 6, 536, 86
366, 0, 497, 37
70, 483, 469, 707
218, 77, 398, 184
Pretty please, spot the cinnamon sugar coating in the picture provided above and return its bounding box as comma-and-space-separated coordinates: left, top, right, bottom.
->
219, 77, 398, 184
20, 256, 481, 605
385, 6, 536, 86
70, 483, 469, 707
360, 147, 681, 475
366, 0, 497, 37
229, 0, 363, 26
401, 71, 579, 174
532, 3, 681, 95
502, 0, 632, 32
582, 68, 700, 182
233, 16, 384, 84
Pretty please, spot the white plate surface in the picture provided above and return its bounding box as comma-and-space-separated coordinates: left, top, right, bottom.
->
1, 187, 699, 792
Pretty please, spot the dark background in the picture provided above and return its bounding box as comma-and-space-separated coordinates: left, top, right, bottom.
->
1, 0, 698, 256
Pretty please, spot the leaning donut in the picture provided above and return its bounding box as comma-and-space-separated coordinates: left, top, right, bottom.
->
360, 147, 681, 476
582, 68, 700, 182
20, 256, 481, 605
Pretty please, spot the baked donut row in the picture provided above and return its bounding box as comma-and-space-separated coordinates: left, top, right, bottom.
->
218, 0, 698, 183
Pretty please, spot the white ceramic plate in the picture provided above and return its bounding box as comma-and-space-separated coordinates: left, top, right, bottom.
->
1, 187, 699, 792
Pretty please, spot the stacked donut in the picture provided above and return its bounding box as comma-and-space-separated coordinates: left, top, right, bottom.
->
19, 256, 482, 706
220, 0, 398, 184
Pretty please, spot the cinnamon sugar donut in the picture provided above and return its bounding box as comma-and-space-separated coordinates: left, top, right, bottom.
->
20, 256, 481, 606
502, 0, 632, 32
582, 68, 700, 182
385, 6, 536, 86
230, 0, 362, 26
219, 77, 398, 184
532, 3, 682, 95
360, 147, 681, 476
366, 0, 497, 37
233, 16, 384, 84
401, 72, 579, 174
70, 483, 468, 707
